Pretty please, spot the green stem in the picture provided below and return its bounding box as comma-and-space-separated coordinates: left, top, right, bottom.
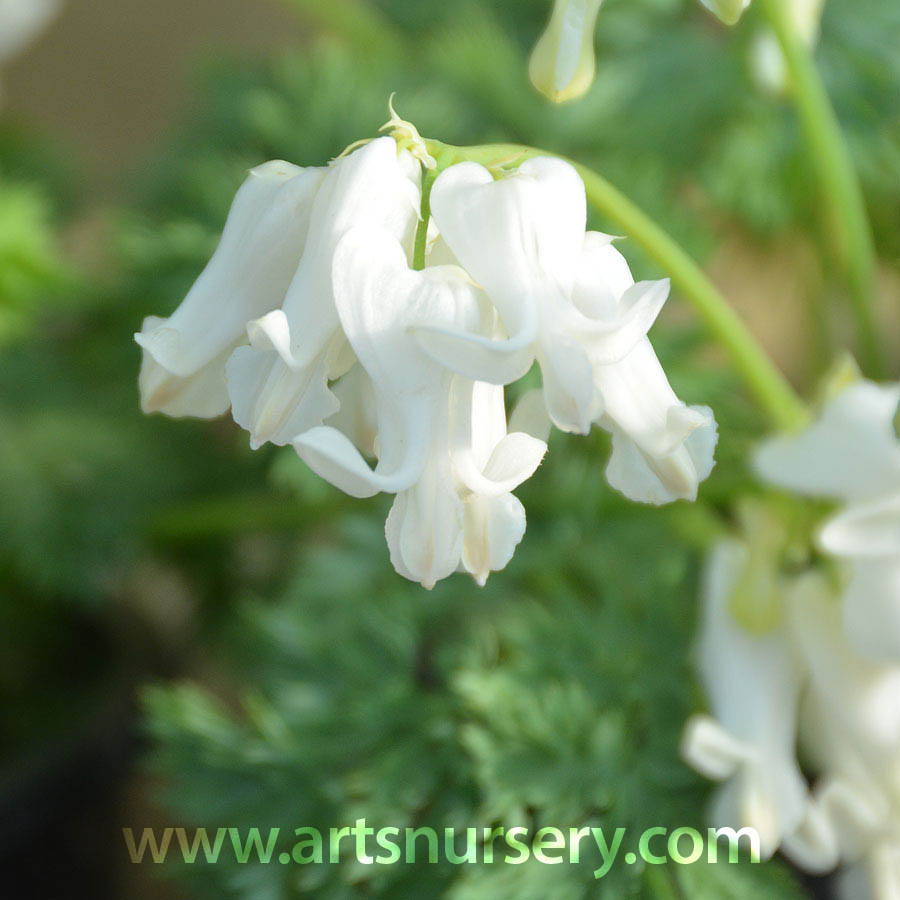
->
757, 0, 884, 377
425, 138, 808, 432
412, 164, 435, 271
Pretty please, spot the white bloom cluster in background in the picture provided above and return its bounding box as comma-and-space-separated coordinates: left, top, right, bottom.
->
684, 379, 900, 900
136, 134, 717, 588
0, 0, 60, 106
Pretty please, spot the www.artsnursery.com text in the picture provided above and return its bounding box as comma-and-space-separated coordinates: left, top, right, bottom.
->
123, 821, 761, 878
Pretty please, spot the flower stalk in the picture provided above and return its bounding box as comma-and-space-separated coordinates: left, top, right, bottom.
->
757, 0, 885, 378
425, 138, 809, 432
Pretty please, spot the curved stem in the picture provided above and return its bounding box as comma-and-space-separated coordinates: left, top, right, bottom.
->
757, 0, 884, 378
424, 138, 808, 432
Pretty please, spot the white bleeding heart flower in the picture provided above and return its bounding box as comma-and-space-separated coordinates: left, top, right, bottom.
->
756, 379, 900, 662
136, 113, 718, 586
226, 137, 421, 449
135, 160, 324, 418
681, 541, 810, 860
529, 0, 604, 104
423, 156, 716, 504
294, 227, 546, 588
782, 574, 900, 890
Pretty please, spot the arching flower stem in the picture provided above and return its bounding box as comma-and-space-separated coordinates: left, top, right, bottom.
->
757, 0, 885, 379
424, 138, 809, 432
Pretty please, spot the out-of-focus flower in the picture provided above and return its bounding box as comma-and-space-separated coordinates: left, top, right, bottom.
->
681, 541, 809, 859
752, 0, 827, 94
529, 0, 604, 104
137, 115, 715, 586
136, 161, 324, 417
684, 531, 900, 897
0, 0, 61, 104
423, 157, 717, 504
699, 0, 753, 26
756, 379, 900, 661
789, 576, 900, 895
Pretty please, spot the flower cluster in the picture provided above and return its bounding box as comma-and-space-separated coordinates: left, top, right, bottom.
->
136, 129, 716, 588
683, 379, 900, 900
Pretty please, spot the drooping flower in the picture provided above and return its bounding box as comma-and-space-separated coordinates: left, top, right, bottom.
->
787, 575, 900, 893
135, 161, 324, 417
225, 137, 420, 448
421, 156, 717, 505
136, 110, 716, 586
684, 530, 900, 896
681, 541, 810, 859
756, 379, 900, 662
293, 226, 546, 589
529, 0, 604, 104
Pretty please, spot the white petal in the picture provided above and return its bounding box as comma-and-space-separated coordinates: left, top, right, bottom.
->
135, 161, 323, 414
756, 381, 900, 503
276, 137, 421, 369
508, 388, 553, 443
572, 231, 631, 320
293, 227, 482, 499
604, 404, 717, 505
413, 322, 537, 386
789, 576, 900, 761
456, 432, 547, 498
226, 337, 341, 449
780, 798, 841, 874
687, 541, 809, 856
681, 714, 752, 781
868, 843, 900, 900
137, 316, 235, 418
293, 411, 430, 499
385, 452, 464, 589
430, 157, 585, 341
325, 365, 377, 457
331, 228, 481, 397
538, 334, 599, 434
579, 279, 670, 365
226, 139, 421, 446
819, 495, 900, 560
449, 377, 546, 497
461, 493, 527, 586
840, 560, 900, 664
595, 339, 691, 455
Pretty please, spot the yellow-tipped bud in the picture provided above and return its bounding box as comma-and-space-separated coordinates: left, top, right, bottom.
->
529, 0, 604, 104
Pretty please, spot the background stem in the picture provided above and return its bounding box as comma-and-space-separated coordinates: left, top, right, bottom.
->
425, 139, 809, 432
757, 0, 885, 377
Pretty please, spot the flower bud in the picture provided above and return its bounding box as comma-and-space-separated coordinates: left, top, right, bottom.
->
529, 0, 604, 104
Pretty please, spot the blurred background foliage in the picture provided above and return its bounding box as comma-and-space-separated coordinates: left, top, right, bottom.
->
0, 0, 898, 897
